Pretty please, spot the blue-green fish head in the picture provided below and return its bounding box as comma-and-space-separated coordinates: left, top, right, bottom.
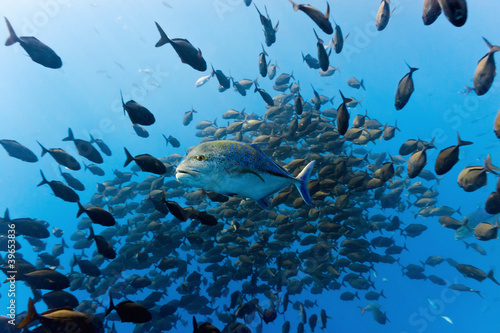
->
176, 140, 315, 208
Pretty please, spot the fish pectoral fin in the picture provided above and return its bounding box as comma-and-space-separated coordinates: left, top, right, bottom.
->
229, 167, 265, 182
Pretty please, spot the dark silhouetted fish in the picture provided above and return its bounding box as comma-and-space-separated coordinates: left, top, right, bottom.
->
38, 170, 79, 203
124, 147, 166, 175
288, 1, 333, 35
395, 62, 418, 110
422, 0, 442, 25
120, 90, 155, 126
63, 128, 103, 164
438, 0, 467, 27
0, 139, 38, 163
4, 17, 62, 68
155, 22, 207, 72
37, 141, 81, 171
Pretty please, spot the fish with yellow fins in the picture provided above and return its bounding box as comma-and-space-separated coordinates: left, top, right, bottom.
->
175, 140, 315, 208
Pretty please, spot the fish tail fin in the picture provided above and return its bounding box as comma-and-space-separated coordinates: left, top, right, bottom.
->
4, 17, 19, 46
463, 86, 475, 95
313, 28, 323, 44
357, 306, 366, 316
360, 79, 365, 91
192, 316, 199, 331
354, 291, 360, 300
89, 133, 95, 143
17, 298, 38, 329
163, 134, 169, 146
62, 128, 75, 142
405, 61, 419, 73
456, 132, 473, 147
288, 0, 299, 11
119, 89, 126, 113
37, 170, 48, 187
3, 208, 10, 221
380, 289, 386, 299
488, 270, 500, 285
294, 160, 316, 205
485, 154, 500, 174
475, 290, 484, 298
105, 292, 115, 317
464, 241, 470, 249
87, 225, 95, 241
83, 161, 89, 171
155, 22, 170, 47
37, 141, 49, 157
62, 238, 68, 248
77, 201, 86, 218
483, 37, 500, 53
124, 147, 134, 167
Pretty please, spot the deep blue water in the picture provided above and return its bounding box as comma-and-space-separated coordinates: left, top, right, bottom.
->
0, 0, 500, 332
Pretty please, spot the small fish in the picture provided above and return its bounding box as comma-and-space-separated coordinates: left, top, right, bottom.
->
63, 128, 103, 164
313, 29, 331, 72
258, 44, 269, 77
124, 148, 166, 175
395, 62, 418, 110
132, 123, 150, 138
195, 71, 213, 87
37, 141, 81, 171
347, 77, 365, 90
4, 17, 62, 68
0, 139, 38, 163
288, 1, 333, 35
376, 0, 393, 31
163, 134, 180, 148
120, 90, 155, 126
154, 22, 207, 71
183, 108, 198, 126
38, 170, 80, 203
175, 140, 315, 208
89, 134, 112, 156
440, 315, 453, 324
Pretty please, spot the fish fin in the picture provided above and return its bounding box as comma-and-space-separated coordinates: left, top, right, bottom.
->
154, 22, 170, 47
62, 128, 74, 142
3, 209, 10, 221
163, 134, 169, 146
105, 292, 115, 317
192, 316, 199, 331
483, 37, 500, 53
17, 298, 38, 329
488, 270, 500, 285
360, 79, 365, 91
4, 17, 19, 46
485, 154, 500, 173
62, 238, 68, 248
456, 132, 473, 147
77, 201, 86, 218
274, 21, 279, 32
37, 170, 48, 187
256, 198, 270, 209
338, 90, 352, 104
124, 147, 134, 167
230, 167, 265, 183
463, 86, 474, 95
294, 160, 315, 205
119, 89, 126, 114
37, 141, 49, 157
405, 61, 419, 73
89, 133, 95, 143
288, 0, 299, 11
313, 29, 323, 44
325, 1, 330, 19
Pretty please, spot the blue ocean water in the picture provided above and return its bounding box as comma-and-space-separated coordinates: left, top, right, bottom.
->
0, 0, 499, 332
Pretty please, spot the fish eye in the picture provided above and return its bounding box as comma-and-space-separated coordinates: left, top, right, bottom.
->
196, 155, 207, 161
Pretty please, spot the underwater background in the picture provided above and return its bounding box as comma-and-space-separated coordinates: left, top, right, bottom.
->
0, 0, 500, 332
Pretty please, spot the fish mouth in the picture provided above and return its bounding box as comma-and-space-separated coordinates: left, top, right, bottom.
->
175, 168, 201, 182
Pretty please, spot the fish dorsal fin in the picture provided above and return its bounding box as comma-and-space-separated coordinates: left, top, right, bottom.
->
325, 2, 330, 19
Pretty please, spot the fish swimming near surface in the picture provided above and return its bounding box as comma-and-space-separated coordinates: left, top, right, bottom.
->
154, 22, 207, 72
175, 140, 315, 208
4, 17, 62, 68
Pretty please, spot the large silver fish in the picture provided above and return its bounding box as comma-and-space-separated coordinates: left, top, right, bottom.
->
175, 140, 315, 208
